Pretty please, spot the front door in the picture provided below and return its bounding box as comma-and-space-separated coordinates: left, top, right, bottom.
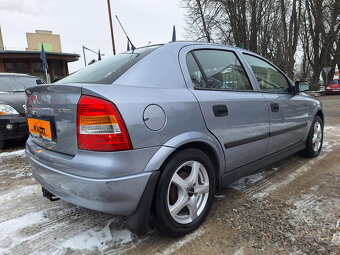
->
243, 54, 310, 155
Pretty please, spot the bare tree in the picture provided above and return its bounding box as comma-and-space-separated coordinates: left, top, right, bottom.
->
304, 0, 339, 84
181, 0, 221, 42
181, 0, 339, 81
280, 0, 302, 79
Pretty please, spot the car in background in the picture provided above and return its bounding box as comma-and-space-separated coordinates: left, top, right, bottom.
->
25, 42, 323, 237
0, 73, 45, 149
326, 79, 340, 95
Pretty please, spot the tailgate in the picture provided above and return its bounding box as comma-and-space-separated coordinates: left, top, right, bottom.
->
26, 84, 82, 156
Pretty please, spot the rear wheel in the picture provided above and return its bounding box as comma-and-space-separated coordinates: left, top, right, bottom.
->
301, 115, 323, 157
154, 148, 215, 237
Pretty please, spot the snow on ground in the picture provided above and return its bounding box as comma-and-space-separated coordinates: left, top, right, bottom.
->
62, 218, 133, 252
159, 228, 205, 255
0, 149, 25, 159
0, 185, 38, 204
332, 220, 340, 246
0, 123, 338, 254
0, 210, 49, 253
229, 172, 266, 191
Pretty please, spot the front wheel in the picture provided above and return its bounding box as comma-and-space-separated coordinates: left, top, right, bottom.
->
301, 115, 323, 157
153, 148, 215, 237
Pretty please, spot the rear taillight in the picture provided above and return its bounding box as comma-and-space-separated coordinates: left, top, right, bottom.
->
77, 95, 132, 151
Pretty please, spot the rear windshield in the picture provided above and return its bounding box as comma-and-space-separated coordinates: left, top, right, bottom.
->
0, 76, 43, 92
56, 47, 158, 85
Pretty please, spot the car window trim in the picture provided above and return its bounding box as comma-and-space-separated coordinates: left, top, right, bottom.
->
242, 52, 293, 94
189, 51, 209, 88
189, 48, 255, 92
194, 87, 256, 93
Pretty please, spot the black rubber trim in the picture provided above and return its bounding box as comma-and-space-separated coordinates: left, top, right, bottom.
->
126, 171, 160, 236
269, 123, 307, 137
224, 123, 307, 149
219, 141, 305, 188
224, 133, 268, 149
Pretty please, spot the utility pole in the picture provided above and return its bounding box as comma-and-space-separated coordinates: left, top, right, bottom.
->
107, 0, 116, 55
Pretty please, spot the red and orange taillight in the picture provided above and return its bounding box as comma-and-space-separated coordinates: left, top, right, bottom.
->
77, 95, 132, 151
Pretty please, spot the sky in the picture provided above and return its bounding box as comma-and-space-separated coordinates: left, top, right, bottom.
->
0, 0, 187, 72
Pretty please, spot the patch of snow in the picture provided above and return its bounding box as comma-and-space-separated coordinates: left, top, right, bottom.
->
233, 247, 245, 255
230, 172, 265, 190
253, 164, 311, 198
159, 228, 204, 255
62, 218, 133, 252
0, 185, 38, 203
214, 194, 225, 199
253, 184, 280, 198
10, 172, 32, 179
252, 136, 338, 199
0, 211, 48, 253
332, 220, 340, 246
0, 149, 25, 159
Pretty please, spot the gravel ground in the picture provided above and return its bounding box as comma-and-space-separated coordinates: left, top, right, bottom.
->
0, 95, 339, 255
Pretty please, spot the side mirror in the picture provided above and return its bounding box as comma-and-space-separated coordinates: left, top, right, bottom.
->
295, 81, 311, 92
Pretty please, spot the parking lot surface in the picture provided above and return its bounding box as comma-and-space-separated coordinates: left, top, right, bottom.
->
0, 95, 339, 255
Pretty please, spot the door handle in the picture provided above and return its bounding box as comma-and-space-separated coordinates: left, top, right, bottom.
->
213, 105, 228, 117
270, 103, 279, 112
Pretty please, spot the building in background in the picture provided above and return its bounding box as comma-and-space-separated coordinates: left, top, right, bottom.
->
0, 28, 79, 82
26, 30, 62, 52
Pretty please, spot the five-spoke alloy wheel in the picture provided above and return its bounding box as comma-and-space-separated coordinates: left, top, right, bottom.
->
312, 121, 322, 152
301, 115, 323, 157
154, 148, 215, 237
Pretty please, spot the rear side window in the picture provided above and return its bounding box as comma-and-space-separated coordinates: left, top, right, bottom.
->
244, 54, 290, 93
187, 49, 252, 91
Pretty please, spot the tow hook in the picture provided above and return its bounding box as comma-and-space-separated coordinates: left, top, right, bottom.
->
42, 187, 60, 201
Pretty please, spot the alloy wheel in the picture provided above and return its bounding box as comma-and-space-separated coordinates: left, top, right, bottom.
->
167, 160, 210, 224
312, 121, 322, 152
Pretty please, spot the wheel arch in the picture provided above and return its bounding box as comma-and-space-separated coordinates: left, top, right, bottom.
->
315, 109, 324, 124
143, 132, 225, 183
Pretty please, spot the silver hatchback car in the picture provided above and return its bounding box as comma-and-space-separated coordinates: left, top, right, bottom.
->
25, 42, 323, 237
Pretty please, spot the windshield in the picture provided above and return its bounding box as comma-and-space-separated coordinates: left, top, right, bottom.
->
56, 47, 159, 85
0, 76, 42, 92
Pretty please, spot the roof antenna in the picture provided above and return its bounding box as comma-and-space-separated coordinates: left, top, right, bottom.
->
115, 15, 136, 50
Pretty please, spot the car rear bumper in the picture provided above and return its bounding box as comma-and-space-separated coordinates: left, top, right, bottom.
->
0, 115, 28, 141
26, 139, 158, 216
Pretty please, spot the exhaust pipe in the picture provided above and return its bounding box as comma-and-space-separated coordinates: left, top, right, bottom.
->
42, 187, 60, 201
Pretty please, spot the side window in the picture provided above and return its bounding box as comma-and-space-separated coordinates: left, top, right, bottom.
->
186, 52, 206, 88
186, 50, 252, 91
244, 54, 290, 93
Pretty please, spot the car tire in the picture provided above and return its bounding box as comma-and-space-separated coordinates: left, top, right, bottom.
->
301, 115, 323, 158
153, 148, 215, 237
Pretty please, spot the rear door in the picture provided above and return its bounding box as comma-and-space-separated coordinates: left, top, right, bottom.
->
180, 46, 270, 172
242, 53, 310, 155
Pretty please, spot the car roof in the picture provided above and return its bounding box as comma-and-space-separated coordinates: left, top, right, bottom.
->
132, 41, 240, 51
0, 73, 40, 79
